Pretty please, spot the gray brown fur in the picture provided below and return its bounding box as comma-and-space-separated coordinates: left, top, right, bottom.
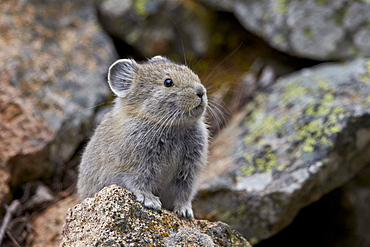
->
77, 56, 208, 217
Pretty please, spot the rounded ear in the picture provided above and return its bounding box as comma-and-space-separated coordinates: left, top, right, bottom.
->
149, 55, 169, 63
108, 59, 138, 97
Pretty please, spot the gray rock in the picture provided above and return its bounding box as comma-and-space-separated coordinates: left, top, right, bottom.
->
198, 0, 370, 60
96, 0, 211, 59
60, 185, 250, 247
0, 0, 116, 206
194, 58, 370, 244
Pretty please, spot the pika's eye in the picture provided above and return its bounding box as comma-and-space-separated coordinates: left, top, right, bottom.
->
164, 78, 174, 87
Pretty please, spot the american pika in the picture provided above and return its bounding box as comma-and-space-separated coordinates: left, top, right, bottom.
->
77, 56, 208, 217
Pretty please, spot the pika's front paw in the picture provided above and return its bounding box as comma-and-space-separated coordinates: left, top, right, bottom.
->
173, 205, 194, 218
135, 192, 162, 211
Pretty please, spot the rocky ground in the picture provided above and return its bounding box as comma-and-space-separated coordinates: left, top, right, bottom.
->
1, 0, 370, 246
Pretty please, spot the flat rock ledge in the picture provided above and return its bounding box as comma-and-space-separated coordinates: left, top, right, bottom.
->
60, 185, 250, 247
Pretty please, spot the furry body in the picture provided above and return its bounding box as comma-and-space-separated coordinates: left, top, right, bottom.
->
77, 56, 208, 217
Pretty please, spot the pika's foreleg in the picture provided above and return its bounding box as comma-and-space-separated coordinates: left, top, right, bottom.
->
114, 168, 162, 211
170, 160, 202, 218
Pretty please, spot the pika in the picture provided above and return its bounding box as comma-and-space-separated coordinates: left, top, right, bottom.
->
77, 56, 208, 217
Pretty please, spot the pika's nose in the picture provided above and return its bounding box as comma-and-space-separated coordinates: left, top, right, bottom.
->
196, 87, 205, 99
197, 91, 204, 98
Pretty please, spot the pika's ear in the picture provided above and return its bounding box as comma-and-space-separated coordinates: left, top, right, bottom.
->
149, 55, 169, 63
108, 59, 138, 97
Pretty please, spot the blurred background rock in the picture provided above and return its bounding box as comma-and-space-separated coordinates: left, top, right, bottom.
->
1, 0, 370, 246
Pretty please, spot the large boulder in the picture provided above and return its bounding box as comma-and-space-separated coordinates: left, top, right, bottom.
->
198, 0, 370, 61
96, 0, 211, 59
61, 185, 250, 247
0, 0, 116, 206
194, 58, 370, 244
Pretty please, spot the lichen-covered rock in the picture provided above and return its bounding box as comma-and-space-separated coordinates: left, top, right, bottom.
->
198, 0, 370, 60
194, 58, 370, 244
96, 0, 211, 59
0, 0, 116, 206
61, 185, 250, 247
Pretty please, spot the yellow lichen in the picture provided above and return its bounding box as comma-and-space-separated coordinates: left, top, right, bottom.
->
304, 28, 314, 40
280, 81, 308, 102
358, 59, 370, 83
277, 0, 289, 14
305, 104, 331, 117
276, 162, 289, 171
273, 34, 286, 44
134, 0, 149, 16
241, 165, 255, 176
317, 0, 326, 4
317, 79, 330, 90
249, 236, 259, 245
245, 153, 254, 163
254, 149, 278, 173
323, 93, 334, 103
332, 106, 344, 114
365, 96, 370, 104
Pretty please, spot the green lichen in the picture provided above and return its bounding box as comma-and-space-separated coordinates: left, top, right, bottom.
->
280, 81, 307, 102
332, 7, 346, 25
273, 34, 286, 45
249, 236, 259, 245
304, 28, 314, 40
332, 106, 344, 114
241, 165, 255, 176
244, 114, 288, 145
243, 75, 351, 176
358, 74, 370, 84
323, 93, 334, 103
317, 79, 330, 91
134, 0, 150, 16
245, 153, 254, 163
295, 105, 348, 153
365, 96, 370, 104
276, 162, 289, 171
253, 148, 278, 173
316, 0, 326, 4
277, 0, 289, 14
305, 104, 331, 117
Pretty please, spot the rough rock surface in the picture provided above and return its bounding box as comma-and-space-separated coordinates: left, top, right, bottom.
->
96, 0, 211, 59
0, 0, 116, 206
198, 0, 370, 60
194, 58, 370, 244
61, 185, 250, 247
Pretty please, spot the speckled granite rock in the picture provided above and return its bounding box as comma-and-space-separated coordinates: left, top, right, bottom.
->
96, 0, 211, 59
0, 0, 116, 206
194, 58, 370, 244
61, 185, 250, 247
198, 0, 370, 60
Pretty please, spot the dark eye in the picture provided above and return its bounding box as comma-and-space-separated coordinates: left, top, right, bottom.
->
164, 78, 174, 87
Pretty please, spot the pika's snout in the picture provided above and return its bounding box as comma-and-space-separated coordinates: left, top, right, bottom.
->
196, 85, 206, 100
197, 90, 204, 99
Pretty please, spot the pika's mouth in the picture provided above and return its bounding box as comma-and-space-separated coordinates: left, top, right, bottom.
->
193, 100, 206, 113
